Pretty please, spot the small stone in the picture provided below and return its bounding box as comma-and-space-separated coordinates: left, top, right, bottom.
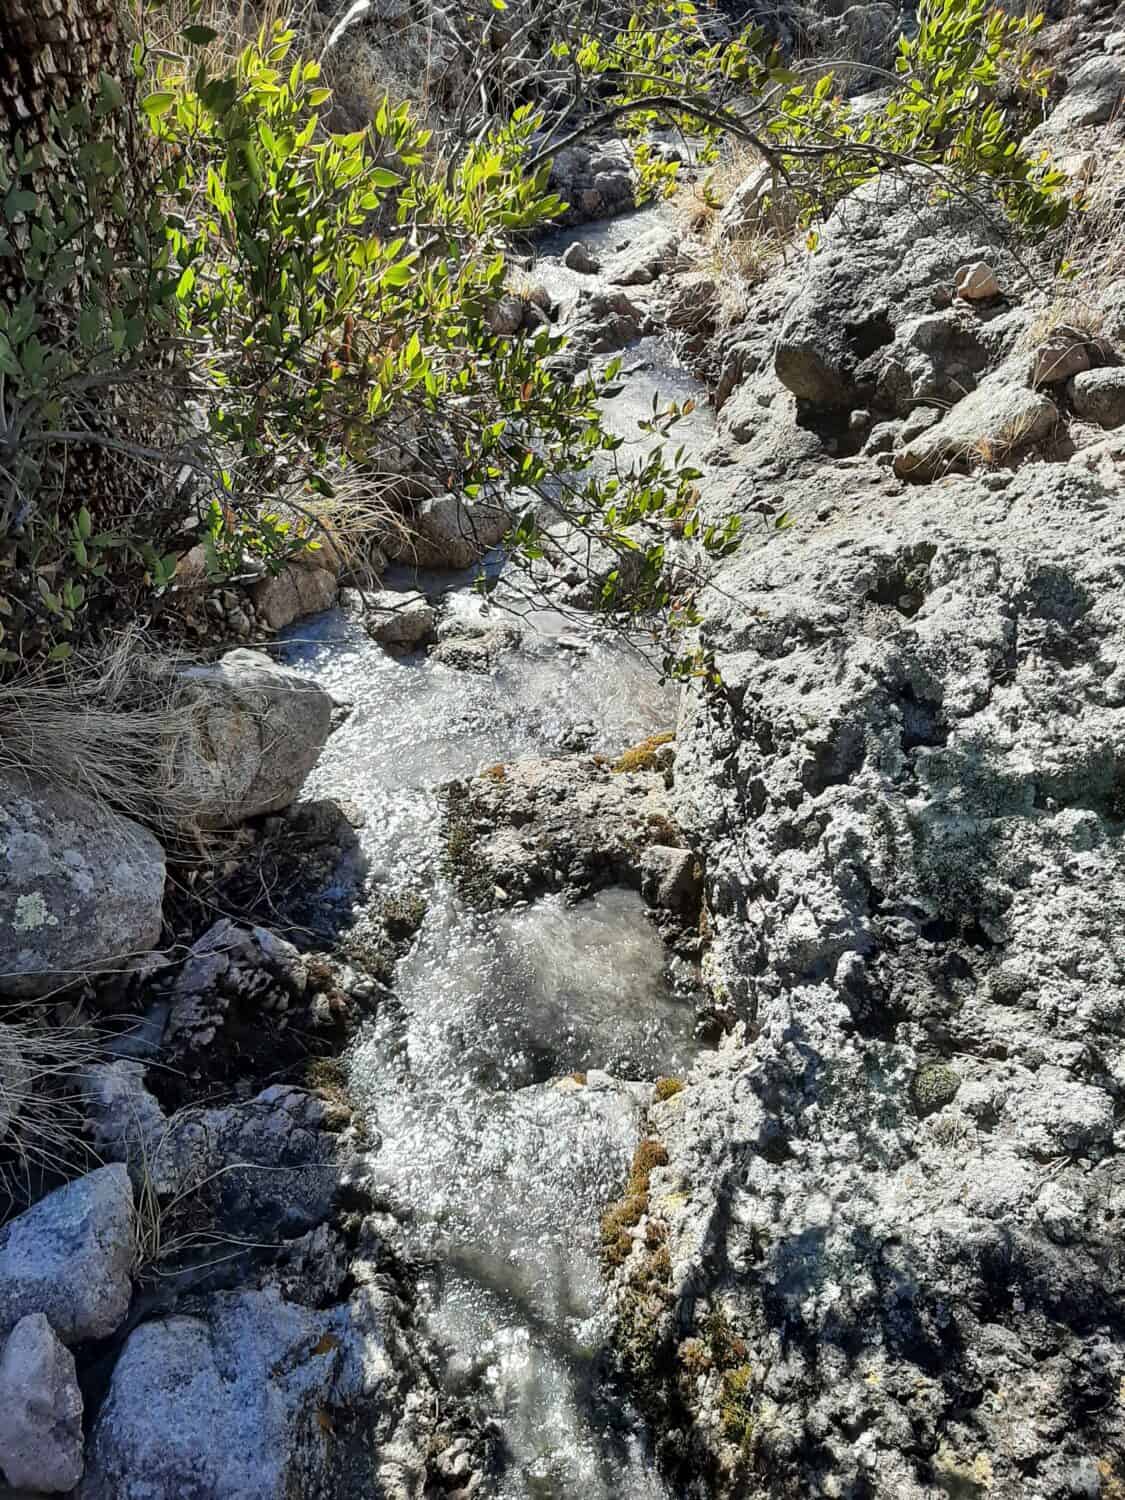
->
954, 261, 1000, 301
0, 1314, 84, 1492
365, 589, 436, 647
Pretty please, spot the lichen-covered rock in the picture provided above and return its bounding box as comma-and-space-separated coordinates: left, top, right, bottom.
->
0, 1165, 134, 1345
170, 649, 333, 828
619, 464, 1125, 1496
775, 170, 1015, 408
79, 1284, 413, 1500
0, 1313, 84, 1493
0, 774, 165, 998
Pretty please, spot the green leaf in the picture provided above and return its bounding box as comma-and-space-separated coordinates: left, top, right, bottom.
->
182, 24, 220, 44
142, 91, 176, 117
48, 642, 72, 661
368, 168, 403, 188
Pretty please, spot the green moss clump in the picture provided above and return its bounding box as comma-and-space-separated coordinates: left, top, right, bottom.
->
304, 1056, 350, 1112
380, 888, 428, 939
912, 1063, 961, 1116
720, 1364, 756, 1446
612, 731, 675, 774
655, 1077, 684, 1101
600, 1137, 669, 1269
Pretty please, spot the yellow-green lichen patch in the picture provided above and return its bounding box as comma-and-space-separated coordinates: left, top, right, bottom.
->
720, 1364, 756, 1447
655, 1076, 684, 1102
600, 1137, 669, 1268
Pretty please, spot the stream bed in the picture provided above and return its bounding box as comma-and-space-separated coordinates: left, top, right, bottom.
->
281, 212, 716, 1498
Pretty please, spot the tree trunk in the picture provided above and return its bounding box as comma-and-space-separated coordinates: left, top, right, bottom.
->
0, 0, 124, 157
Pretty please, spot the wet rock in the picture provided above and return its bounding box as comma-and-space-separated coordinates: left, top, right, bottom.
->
0, 774, 165, 998
171, 649, 333, 828
365, 588, 437, 646
637, 844, 702, 915
0, 1165, 134, 1345
605, 226, 686, 287
894, 363, 1057, 479
408, 493, 510, 569
563, 241, 600, 274
448, 753, 683, 903
80, 1284, 414, 1500
429, 617, 522, 671
558, 288, 645, 361
251, 562, 337, 630
548, 140, 634, 225
775, 170, 1014, 408
1070, 365, 1125, 427
0, 1314, 84, 1493
953, 261, 1000, 300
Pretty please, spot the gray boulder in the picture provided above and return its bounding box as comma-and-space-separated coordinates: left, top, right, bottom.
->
0, 1314, 84, 1493
80, 1285, 408, 1500
894, 362, 1057, 479
1071, 366, 1125, 428
558, 288, 645, 362
170, 649, 333, 829
605, 227, 686, 287
407, 493, 510, 569
0, 1165, 134, 1345
548, 139, 634, 225
627, 462, 1125, 1495
563, 241, 600, 274
364, 588, 437, 647
775, 171, 1014, 408
0, 774, 165, 998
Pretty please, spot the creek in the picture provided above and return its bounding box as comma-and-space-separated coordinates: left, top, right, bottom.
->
282, 211, 715, 1498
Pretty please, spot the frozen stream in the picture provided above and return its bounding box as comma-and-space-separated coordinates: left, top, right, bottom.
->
281, 210, 716, 1497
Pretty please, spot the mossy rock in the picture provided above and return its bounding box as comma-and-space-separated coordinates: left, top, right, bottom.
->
912, 1063, 961, 1116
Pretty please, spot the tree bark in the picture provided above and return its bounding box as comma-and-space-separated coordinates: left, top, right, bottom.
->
0, 0, 124, 156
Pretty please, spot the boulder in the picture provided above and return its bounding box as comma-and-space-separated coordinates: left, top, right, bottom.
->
407, 493, 510, 569
80, 1286, 401, 1500
775, 170, 1014, 408
364, 588, 436, 647
558, 288, 645, 361
1031, 326, 1094, 386
641, 464, 1125, 1495
605, 226, 686, 287
1070, 366, 1125, 428
894, 363, 1057, 480
717, 165, 796, 241
637, 844, 702, 915
250, 563, 337, 631
170, 649, 333, 829
0, 1314, 84, 1493
548, 140, 634, 225
1042, 54, 1125, 132
0, 1164, 134, 1345
0, 774, 165, 998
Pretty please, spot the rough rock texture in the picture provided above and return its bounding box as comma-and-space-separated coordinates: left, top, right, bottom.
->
556, 287, 646, 364
1071, 365, 1125, 427
407, 493, 510, 569
893, 362, 1058, 479
364, 588, 437, 647
171, 649, 333, 828
251, 563, 338, 630
774, 170, 1017, 408
446, 753, 689, 906
621, 464, 1125, 1497
429, 615, 522, 671
0, 1165, 134, 1345
0, 1314, 84, 1493
0, 774, 165, 997
605, 226, 686, 287
80, 1282, 422, 1500
548, 138, 634, 225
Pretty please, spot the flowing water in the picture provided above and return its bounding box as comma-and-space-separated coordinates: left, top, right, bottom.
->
281, 210, 715, 1497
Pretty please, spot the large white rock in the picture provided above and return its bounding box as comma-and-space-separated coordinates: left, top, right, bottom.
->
894, 363, 1057, 480
0, 773, 165, 998
0, 1314, 84, 1493
364, 589, 436, 647
251, 563, 338, 631
0, 1165, 135, 1346
170, 649, 333, 829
